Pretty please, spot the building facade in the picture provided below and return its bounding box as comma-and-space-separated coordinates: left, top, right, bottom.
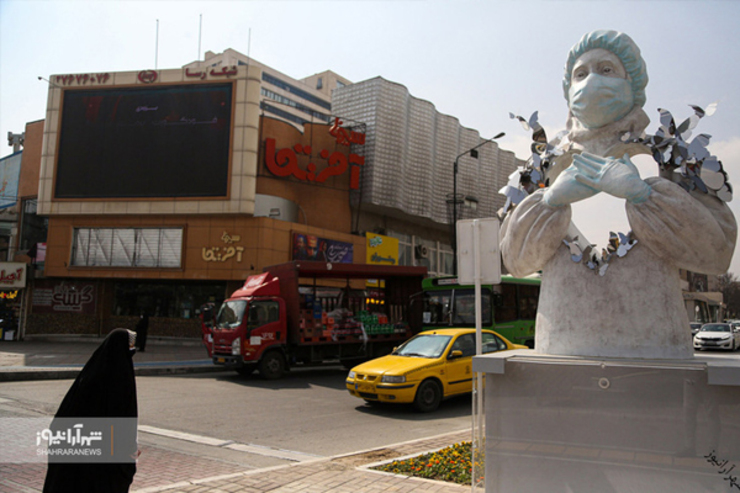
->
32, 49, 720, 340
333, 77, 522, 274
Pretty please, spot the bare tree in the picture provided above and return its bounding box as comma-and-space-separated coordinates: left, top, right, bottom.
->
718, 272, 740, 319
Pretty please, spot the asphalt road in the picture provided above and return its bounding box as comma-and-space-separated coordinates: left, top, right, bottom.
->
0, 366, 473, 460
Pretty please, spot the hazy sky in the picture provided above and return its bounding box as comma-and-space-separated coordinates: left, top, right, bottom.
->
3, 0, 740, 274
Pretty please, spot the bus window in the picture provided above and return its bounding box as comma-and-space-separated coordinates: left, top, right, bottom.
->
423, 290, 452, 324
518, 285, 539, 320
453, 289, 492, 326
494, 284, 517, 323
422, 288, 492, 327
454, 291, 476, 324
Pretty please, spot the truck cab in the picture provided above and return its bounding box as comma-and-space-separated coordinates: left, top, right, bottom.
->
206, 273, 289, 378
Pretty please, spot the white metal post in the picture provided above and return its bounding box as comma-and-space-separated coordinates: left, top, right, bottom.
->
457, 217, 500, 492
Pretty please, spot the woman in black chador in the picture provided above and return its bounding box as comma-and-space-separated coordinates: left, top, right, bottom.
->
43, 328, 138, 493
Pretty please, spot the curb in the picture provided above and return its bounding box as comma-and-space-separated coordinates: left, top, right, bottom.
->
19, 335, 203, 347
0, 364, 225, 382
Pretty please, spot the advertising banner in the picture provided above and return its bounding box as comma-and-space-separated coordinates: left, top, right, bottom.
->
366, 233, 399, 266
366, 233, 399, 287
292, 233, 353, 264
32, 280, 97, 315
0, 262, 27, 290
0, 151, 22, 210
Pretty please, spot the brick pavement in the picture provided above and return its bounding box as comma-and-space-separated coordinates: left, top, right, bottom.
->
1, 430, 472, 493
129, 430, 471, 493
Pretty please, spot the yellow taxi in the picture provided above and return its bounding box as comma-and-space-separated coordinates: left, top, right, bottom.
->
346, 328, 527, 412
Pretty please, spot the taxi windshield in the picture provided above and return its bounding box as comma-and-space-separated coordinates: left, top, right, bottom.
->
394, 334, 452, 358
215, 300, 247, 329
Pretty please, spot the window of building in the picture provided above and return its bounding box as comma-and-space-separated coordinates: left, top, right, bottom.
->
316, 77, 323, 90
114, 281, 226, 318
260, 89, 330, 122
386, 231, 453, 277
71, 228, 183, 268
261, 73, 331, 110
20, 198, 48, 250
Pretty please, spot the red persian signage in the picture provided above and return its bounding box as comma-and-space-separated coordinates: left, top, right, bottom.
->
264, 118, 365, 189
0, 263, 26, 290
329, 117, 365, 146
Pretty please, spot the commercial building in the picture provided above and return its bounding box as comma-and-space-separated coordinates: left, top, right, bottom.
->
29, 48, 726, 341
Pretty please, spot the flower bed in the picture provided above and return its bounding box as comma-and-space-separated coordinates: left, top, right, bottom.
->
373, 441, 482, 485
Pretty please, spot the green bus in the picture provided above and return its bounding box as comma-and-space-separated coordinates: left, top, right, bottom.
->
420, 275, 541, 348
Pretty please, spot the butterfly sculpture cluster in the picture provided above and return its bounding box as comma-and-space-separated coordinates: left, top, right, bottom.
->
501, 104, 730, 276
624, 103, 732, 202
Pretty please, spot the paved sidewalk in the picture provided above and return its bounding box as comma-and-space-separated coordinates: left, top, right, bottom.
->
135, 429, 472, 493
0, 335, 219, 381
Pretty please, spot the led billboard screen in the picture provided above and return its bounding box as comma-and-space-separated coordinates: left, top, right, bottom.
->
54, 83, 233, 199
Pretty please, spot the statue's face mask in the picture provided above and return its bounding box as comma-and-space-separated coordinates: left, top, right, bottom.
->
568, 49, 634, 129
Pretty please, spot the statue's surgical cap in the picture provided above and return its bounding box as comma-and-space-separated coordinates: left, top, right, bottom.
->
563, 29, 648, 109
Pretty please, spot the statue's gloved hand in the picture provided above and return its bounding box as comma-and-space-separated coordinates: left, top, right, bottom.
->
543, 164, 600, 207
573, 152, 652, 204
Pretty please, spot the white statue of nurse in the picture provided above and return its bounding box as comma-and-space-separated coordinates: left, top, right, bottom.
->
500, 30, 737, 359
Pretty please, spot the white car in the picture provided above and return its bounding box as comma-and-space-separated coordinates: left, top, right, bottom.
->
694, 323, 740, 351
690, 322, 703, 337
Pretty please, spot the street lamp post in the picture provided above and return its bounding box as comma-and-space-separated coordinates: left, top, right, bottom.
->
452, 132, 505, 275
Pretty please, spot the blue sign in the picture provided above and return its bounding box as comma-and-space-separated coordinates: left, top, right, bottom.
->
0, 151, 22, 210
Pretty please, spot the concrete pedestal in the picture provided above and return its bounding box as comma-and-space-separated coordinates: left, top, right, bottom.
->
473, 350, 740, 493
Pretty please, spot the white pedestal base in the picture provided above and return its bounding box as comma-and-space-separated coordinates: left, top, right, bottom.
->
473, 350, 740, 493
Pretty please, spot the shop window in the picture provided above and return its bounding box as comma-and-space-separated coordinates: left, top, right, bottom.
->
0, 234, 9, 262
71, 228, 182, 268
114, 281, 226, 319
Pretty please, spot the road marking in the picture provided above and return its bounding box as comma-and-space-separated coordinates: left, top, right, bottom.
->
139, 425, 233, 447
138, 425, 323, 462
224, 443, 323, 462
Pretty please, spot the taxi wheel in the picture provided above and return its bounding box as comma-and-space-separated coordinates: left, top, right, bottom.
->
414, 380, 442, 413
259, 351, 285, 380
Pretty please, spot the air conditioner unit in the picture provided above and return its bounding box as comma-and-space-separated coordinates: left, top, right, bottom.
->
414, 245, 429, 260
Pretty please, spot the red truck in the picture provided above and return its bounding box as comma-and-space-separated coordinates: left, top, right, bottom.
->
201, 260, 427, 379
